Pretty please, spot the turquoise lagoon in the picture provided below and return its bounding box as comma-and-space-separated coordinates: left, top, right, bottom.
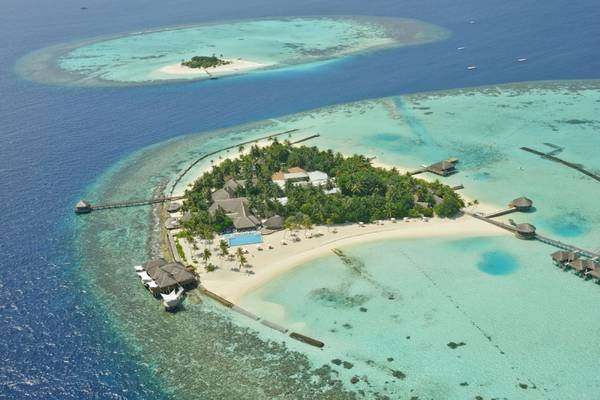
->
77, 81, 600, 399
17, 16, 448, 86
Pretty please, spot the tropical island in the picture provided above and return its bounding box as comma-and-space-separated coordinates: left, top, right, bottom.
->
179, 140, 464, 240
181, 55, 231, 69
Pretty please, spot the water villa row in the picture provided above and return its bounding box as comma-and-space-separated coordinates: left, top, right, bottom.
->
551, 251, 600, 283
467, 196, 600, 285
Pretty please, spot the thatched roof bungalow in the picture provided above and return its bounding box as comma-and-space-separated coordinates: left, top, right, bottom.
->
551, 250, 578, 265
426, 160, 457, 176
567, 258, 598, 273
515, 223, 536, 239
509, 197, 533, 211
208, 197, 260, 231
264, 215, 284, 230
143, 259, 197, 293
75, 200, 92, 214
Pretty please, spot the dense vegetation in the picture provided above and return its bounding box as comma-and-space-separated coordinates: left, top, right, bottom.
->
182, 141, 464, 237
181, 55, 231, 69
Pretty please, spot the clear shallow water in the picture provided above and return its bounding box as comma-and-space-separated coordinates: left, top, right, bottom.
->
74, 80, 600, 399
17, 16, 447, 86
3, 0, 600, 398
241, 235, 600, 399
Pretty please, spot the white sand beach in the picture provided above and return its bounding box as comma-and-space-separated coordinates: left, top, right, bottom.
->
190, 216, 507, 303
158, 58, 271, 77
171, 135, 508, 302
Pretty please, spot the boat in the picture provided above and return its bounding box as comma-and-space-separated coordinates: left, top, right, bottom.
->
467, 65, 477, 70
161, 287, 185, 312
517, 58, 528, 62
457, 46, 466, 50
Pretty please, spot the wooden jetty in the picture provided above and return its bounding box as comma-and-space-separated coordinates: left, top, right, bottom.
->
289, 332, 325, 348
484, 196, 533, 218
75, 195, 185, 214
291, 133, 320, 144
409, 158, 459, 177
466, 211, 599, 258
201, 286, 323, 347
521, 146, 600, 183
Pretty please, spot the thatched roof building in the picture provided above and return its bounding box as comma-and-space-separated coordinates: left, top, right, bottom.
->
75, 200, 92, 214
551, 250, 578, 264
567, 258, 598, 272
208, 197, 260, 230
264, 215, 284, 230
515, 223, 536, 239
211, 179, 241, 201
427, 160, 457, 176
143, 259, 197, 293
509, 197, 533, 211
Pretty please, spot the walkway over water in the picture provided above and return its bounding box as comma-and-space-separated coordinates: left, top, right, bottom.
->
521, 146, 600, 183
467, 211, 599, 259
76, 128, 321, 214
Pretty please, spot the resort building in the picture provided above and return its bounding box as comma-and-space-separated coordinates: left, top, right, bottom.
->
426, 160, 457, 176
509, 197, 533, 211
263, 214, 284, 230
211, 179, 241, 201
551, 250, 579, 266
515, 223, 536, 239
271, 167, 330, 188
142, 258, 197, 294
209, 197, 260, 231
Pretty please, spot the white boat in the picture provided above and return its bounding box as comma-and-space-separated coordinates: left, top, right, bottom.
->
517, 58, 528, 62
467, 65, 477, 70
161, 287, 185, 311
457, 46, 465, 50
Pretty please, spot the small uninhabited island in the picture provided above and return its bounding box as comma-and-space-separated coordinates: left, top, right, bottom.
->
180, 55, 231, 69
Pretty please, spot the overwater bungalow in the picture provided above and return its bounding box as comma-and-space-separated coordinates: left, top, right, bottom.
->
142, 258, 197, 294
426, 160, 457, 176
551, 250, 579, 267
567, 259, 598, 277
75, 200, 92, 214
509, 197, 533, 211
588, 268, 600, 284
515, 223, 536, 239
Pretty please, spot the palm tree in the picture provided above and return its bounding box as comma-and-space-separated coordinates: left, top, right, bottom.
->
302, 214, 313, 237
202, 248, 212, 265
284, 216, 297, 240
238, 145, 245, 155
325, 217, 334, 232
236, 247, 247, 270
219, 240, 229, 258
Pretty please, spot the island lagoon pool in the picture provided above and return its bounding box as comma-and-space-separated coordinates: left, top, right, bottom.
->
225, 231, 264, 247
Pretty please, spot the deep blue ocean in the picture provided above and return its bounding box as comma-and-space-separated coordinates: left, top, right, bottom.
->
1, 0, 599, 398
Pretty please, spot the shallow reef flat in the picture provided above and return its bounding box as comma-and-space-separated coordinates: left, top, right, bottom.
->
16, 16, 448, 86
76, 80, 600, 399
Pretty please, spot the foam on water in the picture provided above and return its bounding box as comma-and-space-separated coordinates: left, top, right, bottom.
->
77, 80, 600, 398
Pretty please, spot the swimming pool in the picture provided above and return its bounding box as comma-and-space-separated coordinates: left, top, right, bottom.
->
224, 231, 264, 247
